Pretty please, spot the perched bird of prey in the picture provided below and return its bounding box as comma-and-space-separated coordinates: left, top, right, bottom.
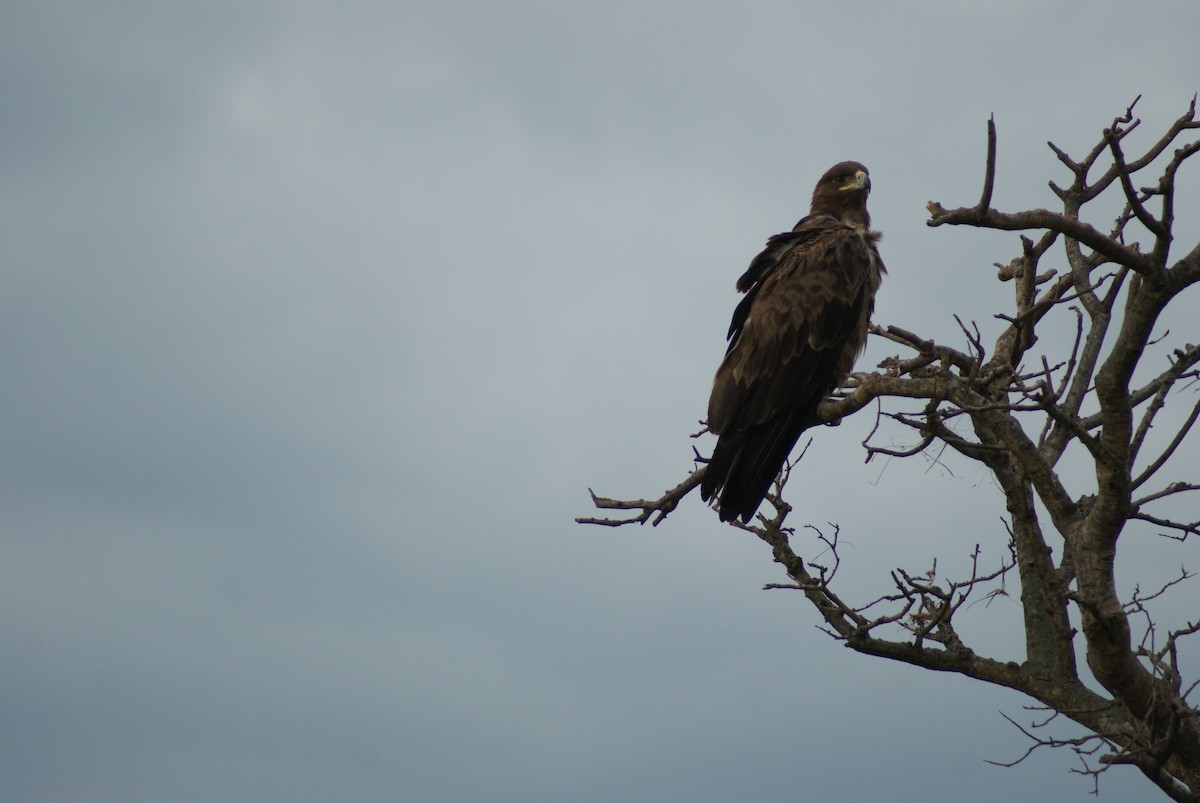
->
700, 161, 885, 522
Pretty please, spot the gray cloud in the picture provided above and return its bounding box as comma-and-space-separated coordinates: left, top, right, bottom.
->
3, 1, 1197, 800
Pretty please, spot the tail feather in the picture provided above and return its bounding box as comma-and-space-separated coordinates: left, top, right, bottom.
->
701, 407, 819, 522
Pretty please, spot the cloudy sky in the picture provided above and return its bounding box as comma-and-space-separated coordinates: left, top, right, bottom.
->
3, 1, 1198, 800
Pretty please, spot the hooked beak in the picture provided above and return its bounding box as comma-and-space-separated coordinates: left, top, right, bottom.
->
843, 169, 870, 193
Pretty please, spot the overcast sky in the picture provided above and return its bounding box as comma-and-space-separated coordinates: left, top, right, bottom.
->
3, 1, 1199, 801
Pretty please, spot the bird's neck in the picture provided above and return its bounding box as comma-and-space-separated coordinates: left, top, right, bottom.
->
813, 207, 870, 228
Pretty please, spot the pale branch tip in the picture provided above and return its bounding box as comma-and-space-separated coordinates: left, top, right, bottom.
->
574, 469, 706, 527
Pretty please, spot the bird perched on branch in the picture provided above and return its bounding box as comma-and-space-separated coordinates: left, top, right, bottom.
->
700, 161, 885, 522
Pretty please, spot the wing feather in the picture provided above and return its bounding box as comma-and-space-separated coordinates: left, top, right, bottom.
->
702, 215, 884, 521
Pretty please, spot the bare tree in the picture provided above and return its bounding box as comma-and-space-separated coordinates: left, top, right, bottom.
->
579, 99, 1200, 800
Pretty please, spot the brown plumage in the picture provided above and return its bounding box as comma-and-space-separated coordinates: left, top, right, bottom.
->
700, 161, 885, 522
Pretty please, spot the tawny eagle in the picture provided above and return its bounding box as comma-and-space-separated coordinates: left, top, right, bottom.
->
700, 161, 885, 522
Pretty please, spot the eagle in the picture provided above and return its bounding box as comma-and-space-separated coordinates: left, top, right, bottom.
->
700, 161, 885, 522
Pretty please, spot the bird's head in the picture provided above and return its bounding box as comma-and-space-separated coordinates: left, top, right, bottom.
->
811, 161, 871, 226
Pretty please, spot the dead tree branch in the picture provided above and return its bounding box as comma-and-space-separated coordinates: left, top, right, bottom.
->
580, 100, 1200, 800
